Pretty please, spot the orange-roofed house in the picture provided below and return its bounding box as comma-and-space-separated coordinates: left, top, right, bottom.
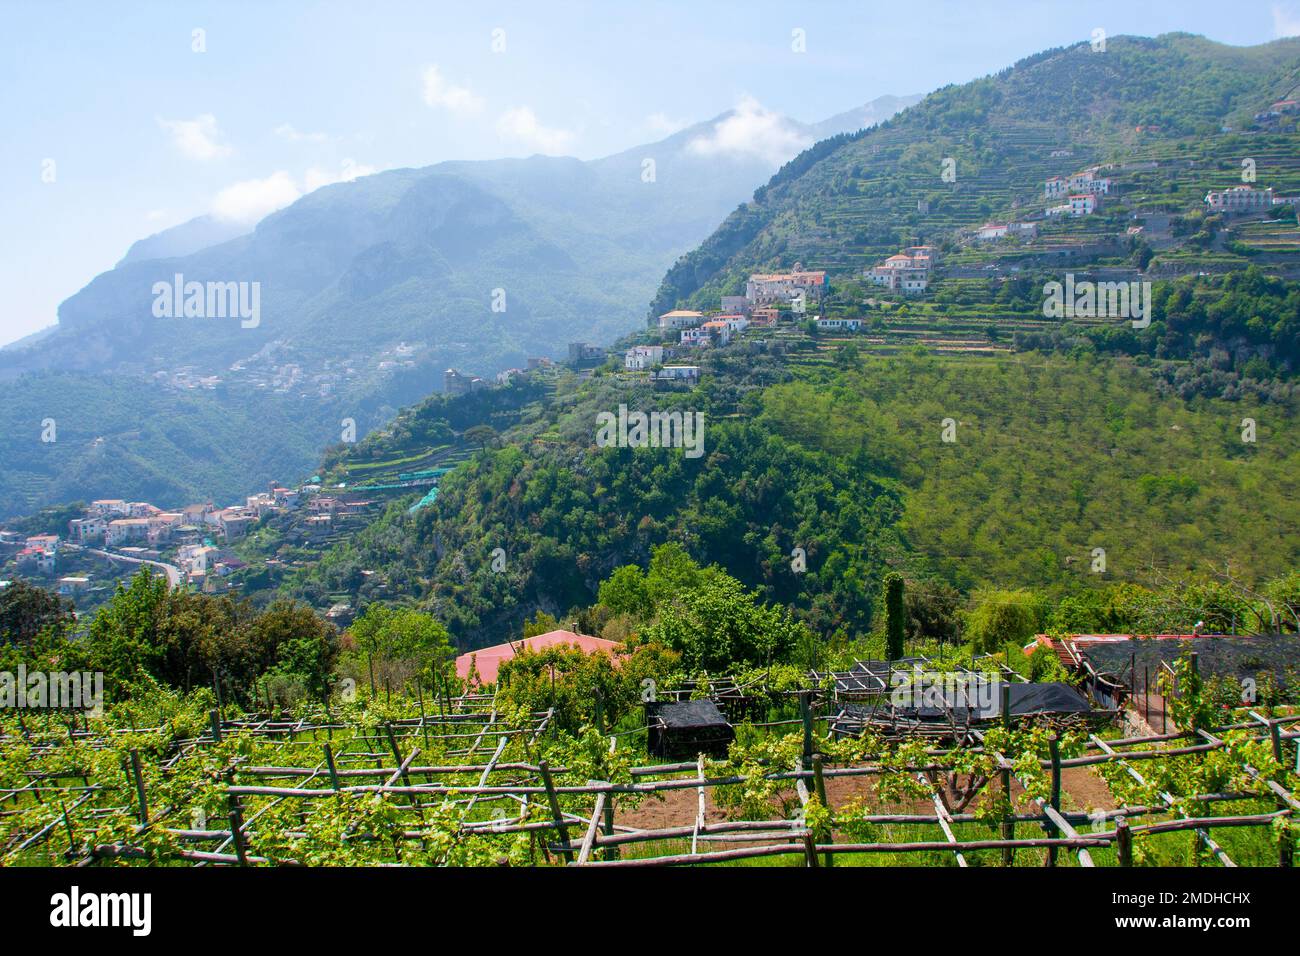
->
455, 630, 622, 685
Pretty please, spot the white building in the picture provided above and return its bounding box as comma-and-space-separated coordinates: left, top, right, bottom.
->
744, 270, 827, 306
815, 317, 862, 331
1204, 186, 1276, 213
25, 534, 61, 554
1068, 194, 1097, 216
700, 321, 733, 346
624, 345, 665, 370
68, 517, 106, 545
657, 310, 705, 330
866, 246, 934, 294
656, 365, 700, 384
107, 518, 149, 547
1048, 169, 1110, 200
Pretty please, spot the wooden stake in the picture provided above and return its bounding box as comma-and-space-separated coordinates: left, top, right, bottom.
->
1000, 681, 1014, 866
1047, 736, 1061, 867
129, 748, 149, 824
323, 744, 341, 793
538, 760, 573, 863
225, 769, 248, 866
1271, 722, 1293, 868
800, 691, 814, 761
812, 752, 833, 867
1116, 815, 1132, 867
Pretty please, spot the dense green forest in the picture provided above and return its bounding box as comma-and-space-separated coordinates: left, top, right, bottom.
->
265, 327, 1299, 650
0, 371, 339, 517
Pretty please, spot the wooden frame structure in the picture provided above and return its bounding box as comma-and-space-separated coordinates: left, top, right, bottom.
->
3, 685, 1297, 868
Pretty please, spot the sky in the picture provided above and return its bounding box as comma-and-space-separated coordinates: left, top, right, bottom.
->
2, 0, 1299, 347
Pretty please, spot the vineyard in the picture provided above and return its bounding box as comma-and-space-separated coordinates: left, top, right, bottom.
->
3, 657, 1297, 868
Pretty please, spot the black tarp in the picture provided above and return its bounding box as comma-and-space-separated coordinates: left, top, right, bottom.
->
842, 681, 1091, 725
654, 699, 731, 728
1002, 682, 1091, 716
646, 700, 735, 759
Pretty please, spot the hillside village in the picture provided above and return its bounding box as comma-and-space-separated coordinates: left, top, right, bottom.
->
631, 132, 1300, 369
1, 484, 320, 602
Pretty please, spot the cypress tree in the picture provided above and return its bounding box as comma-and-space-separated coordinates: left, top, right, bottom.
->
884, 572, 906, 661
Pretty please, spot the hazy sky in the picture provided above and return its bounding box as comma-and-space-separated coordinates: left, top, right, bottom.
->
3, 0, 1298, 347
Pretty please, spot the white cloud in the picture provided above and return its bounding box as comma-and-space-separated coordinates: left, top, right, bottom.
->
686, 96, 810, 166
304, 159, 378, 191
274, 123, 329, 143
645, 112, 690, 137
1274, 4, 1300, 36
421, 65, 484, 114
157, 113, 233, 160
210, 161, 380, 224
211, 171, 301, 223
495, 107, 574, 155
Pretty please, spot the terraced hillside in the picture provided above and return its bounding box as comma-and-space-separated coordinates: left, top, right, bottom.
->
651, 34, 1300, 317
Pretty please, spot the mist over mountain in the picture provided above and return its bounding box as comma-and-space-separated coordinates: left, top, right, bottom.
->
0, 95, 919, 517
118, 215, 252, 267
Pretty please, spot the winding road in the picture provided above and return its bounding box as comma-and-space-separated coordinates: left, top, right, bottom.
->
79, 546, 183, 587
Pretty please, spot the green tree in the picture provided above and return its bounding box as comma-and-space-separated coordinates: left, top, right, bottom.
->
0, 580, 74, 647
84, 569, 172, 692
884, 572, 906, 660
597, 565, 652, 619
255, 600, 341, 701
522, 610, 562, 638
965, 589, 1040, 653
643, 572, 806, 671
463, 424, 498, 450
350, 603, 451, 689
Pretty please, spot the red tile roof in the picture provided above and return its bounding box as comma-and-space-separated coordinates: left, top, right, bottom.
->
455, 630, 622, 684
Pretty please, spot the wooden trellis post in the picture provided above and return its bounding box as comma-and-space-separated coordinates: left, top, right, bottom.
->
813, 752, 833, 867
1047, 736, 1061, 867
1271, 722, 1294, 868
800, 691, 814, 762
537, 760, 573, 863
224, 768, 248, 866
129, 748, 149, 825
1116, 815, 1132, 867
1000, 681, 1014, 866
322, 743, 342, 793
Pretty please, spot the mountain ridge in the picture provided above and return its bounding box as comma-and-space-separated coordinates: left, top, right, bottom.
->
0, 94, 919, 517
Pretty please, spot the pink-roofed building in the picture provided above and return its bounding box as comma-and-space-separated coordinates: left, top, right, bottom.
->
455, 630, 622, 685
